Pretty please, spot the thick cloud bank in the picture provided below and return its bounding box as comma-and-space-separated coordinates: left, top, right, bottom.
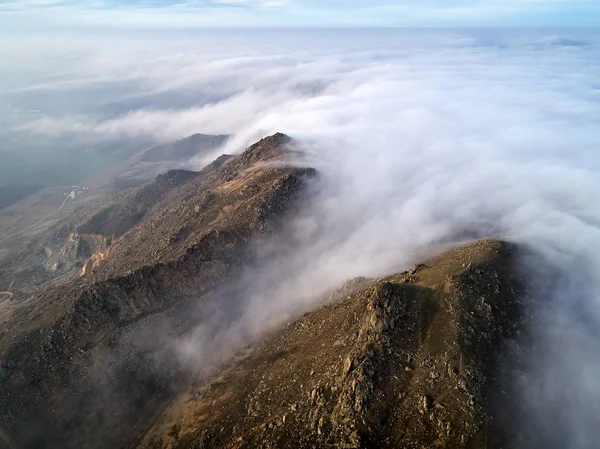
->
3, 28, 600, 447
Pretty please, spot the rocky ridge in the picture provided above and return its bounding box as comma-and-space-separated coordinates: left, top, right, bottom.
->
136, 239, 526, 449
0, 133, 313, 449
0, 133, 530, 449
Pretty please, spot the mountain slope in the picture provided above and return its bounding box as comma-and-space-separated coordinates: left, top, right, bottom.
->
0, 133, 313, 449
111, 133, 229, 189
140, 134, 229, 163
137, 239, 526, 449
0, 133, 530, 449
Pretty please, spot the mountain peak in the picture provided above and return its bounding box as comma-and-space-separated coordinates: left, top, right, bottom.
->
0, 133, 529, 449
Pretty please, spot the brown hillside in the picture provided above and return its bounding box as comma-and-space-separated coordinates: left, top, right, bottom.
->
0, 133, 313, 449
137, 239, 526, 449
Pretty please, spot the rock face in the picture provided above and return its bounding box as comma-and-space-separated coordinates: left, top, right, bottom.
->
136, 240, 525, 449
0, 133, 314, 449
0, 133, 528, 449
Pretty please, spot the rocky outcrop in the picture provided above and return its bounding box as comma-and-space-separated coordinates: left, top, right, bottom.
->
136, 239, 526, 449
0, 134, 314, 449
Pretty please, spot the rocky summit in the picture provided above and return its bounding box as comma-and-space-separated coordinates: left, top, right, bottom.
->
0, 133, 530, 449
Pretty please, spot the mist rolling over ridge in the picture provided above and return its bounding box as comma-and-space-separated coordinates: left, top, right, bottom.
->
2, 26, 600, 448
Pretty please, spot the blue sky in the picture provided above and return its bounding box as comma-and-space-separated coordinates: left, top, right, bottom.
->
0, 0, 599, 31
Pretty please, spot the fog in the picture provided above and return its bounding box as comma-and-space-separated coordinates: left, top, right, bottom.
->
3, 28, 600, 447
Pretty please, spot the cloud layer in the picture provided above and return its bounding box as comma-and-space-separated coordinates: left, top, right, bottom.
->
3, 28, 600, 447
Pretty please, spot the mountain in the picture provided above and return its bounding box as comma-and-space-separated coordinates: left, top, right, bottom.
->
0, 133, 313, 448
0, 133, 229, 269
109, 133, 229, 189
0, 133, 529, 449
137, 239, 526, 449
139, 134, 229, 163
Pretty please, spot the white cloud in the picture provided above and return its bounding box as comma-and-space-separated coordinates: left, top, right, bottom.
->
3, 29, 600, 446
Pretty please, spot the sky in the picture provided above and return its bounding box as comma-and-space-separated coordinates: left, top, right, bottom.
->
1, 0, 600, 31
1, 4, 600, 444
1, 26, 594, 448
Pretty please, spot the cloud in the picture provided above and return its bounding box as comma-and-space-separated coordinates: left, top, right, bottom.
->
4, 28, 600, 446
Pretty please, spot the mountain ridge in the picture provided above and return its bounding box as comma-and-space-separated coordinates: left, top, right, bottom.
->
135, 239, 526, 449
0, 133, 314, 448
0, 133, 530, 449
